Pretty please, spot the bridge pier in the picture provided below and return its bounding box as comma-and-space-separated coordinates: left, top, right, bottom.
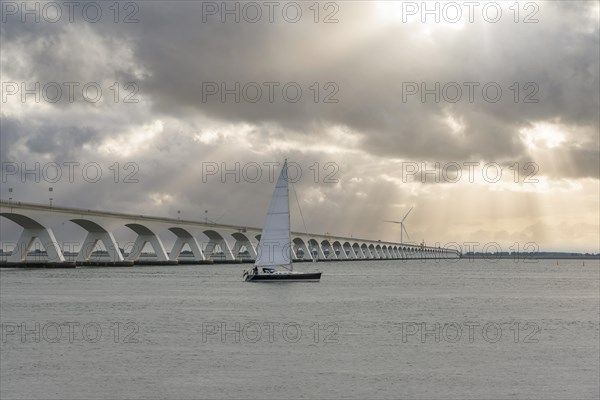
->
321, 241, 337, 260
125, 223, 171, 263
9, 227, 65, 263
292, 238, 313, 262
76, 231, 125, 263
169, 228, 206, 262
333, 242, 348, 260
203, 230, 235, 261
382, 247, 391, 259
0, 212, 66, 264
308, 240, 325, 261
344, 243, 357, 259
353, 245, 364, 259
232, 232, 257, 262
70, 218, 131, 265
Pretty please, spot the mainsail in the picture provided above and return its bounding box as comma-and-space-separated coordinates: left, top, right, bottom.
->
255, 160, 292, 268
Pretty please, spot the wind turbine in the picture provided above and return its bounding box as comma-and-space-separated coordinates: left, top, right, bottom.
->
385, 207, 413, 244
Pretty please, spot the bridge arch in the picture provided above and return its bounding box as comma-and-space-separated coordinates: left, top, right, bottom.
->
375, 244, 383, 258
124, 223, 169, 261
361, 243, 369, 259
0, 213, 45, 229
381, 245, 390, 259
70, 218, 123, 262
168, 227, 204, 261
231, 232, 256, 260
0, 212, 64, 262
342, 242, 354, 259
332, 241, 346, 260
368, 244, 377, 258
307, 239, 324, 260
320, 240, 336, 260
203, 230, 234, 261
352, 243, 363, 259
292, 237, 311, 261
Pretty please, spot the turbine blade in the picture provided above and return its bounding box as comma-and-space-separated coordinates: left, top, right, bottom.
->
384, 220, 402, 224
402, 224, 410, 240
402, 207, 413, 222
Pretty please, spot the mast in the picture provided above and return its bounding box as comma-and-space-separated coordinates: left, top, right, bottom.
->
284, 159, 293, 272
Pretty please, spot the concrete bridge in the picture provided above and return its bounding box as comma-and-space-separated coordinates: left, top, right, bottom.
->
0, 200, 460, 266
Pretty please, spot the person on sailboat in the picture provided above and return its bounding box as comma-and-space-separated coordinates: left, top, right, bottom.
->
252, 266, 258, 275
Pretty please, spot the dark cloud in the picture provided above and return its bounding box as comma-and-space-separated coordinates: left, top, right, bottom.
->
3, 2, 598, 162
110, 1, 598, 164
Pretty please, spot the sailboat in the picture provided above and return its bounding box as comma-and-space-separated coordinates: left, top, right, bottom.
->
243, 160, 322, 282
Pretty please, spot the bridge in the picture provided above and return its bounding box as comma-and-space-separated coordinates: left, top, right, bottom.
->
0, 200, 460, 267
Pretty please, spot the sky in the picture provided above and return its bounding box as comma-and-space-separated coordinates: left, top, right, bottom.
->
1, 0, 599, 253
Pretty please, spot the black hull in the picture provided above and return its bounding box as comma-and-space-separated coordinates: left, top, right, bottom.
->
244, 272, 321, 282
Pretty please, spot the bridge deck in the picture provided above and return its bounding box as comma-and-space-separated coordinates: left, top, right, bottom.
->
1, 200, 461, 266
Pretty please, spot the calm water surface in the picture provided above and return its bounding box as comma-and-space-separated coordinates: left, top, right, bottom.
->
1, 259, 599, 399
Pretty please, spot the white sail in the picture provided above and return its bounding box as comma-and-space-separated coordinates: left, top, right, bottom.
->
255, 160, 292, 268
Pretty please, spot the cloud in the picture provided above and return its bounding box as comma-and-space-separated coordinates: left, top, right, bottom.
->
1, 1, 598, 252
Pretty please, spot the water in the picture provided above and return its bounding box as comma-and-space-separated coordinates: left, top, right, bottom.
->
1, 259, 598, 399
